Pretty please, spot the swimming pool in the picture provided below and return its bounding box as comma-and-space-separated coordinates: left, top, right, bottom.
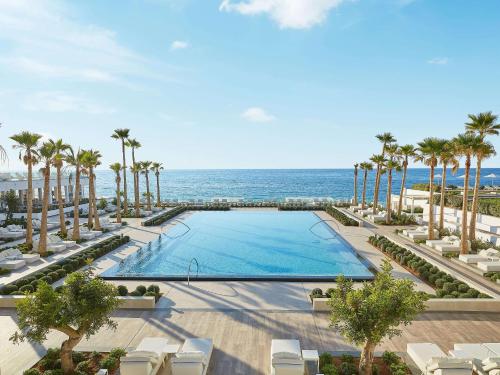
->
102, 211, 374, 280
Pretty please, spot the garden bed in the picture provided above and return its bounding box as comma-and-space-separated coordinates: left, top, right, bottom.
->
368, 235, 490, 299
0, 235, 130, 295
25, 347, 125, 375
319, 352, 410, 375
325, 206, 360, 226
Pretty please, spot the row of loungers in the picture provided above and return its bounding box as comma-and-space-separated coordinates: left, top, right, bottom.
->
401, 226, 440, 241
0, 248, 40, 269
459, 248, 500, 273
120, 338, 318, 375
407, 342, 500, 375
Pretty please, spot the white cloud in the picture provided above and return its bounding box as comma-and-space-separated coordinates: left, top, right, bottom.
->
241, 107, 275, 122
24, 91, 116, 115
170, 40, 189, 50
427, 57, 449, 65
0, 0, 174, 85
219, 0, 346, 29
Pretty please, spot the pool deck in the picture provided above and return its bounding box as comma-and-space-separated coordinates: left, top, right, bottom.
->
1, 208, 499, 374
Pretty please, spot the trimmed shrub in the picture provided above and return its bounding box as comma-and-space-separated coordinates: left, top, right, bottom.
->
117, 285, 128, 296
100, 356, 118, 370
19, 285, 34, 293
322, 364, 339, 375
382, 351, 400, 366
129, 290, 141, 296
147, 284, 160, 294
23, 369, 42, 375
109, 347, 127, 359
135, 285, 147, 295
319, 352, 333, 369
339, 361, 358, 375
1, 284, 18, 295
72, 351, 85, 364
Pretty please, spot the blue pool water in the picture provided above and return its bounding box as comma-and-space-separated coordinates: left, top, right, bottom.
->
102, 211, 374, 280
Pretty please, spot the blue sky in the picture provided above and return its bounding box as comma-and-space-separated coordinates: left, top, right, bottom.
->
0, 0, 499, 170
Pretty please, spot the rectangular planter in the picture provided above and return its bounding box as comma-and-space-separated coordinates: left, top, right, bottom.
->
0, 295, 155, 309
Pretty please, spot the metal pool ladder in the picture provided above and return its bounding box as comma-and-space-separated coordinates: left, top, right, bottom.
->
187, 257, 199, 286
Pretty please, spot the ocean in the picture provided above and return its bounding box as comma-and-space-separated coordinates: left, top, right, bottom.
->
93, 168, 500, 203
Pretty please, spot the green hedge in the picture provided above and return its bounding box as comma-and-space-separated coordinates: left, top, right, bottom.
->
325, 205, 359, 226
433, 194, 500, 218
142, 206, 188, 226
0, 235, 130, 295
368, 235, 490, 299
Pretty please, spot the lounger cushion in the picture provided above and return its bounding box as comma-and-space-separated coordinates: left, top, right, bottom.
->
129, 350, 161, 359
272, 358, 304, 365
175, 351, 205, 361
427, 358, 473, 370
134, 337, 170, 358
407, 343, 446, 371
272, 340, 301, 360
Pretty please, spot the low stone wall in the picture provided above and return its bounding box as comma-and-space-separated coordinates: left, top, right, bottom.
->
0, 295, 155, 309
312, 297, 500, 313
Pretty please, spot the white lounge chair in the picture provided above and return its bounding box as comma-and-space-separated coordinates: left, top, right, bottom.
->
80, 227, 101, 240
459, 249, 500, 264
433, 240, 466, 254
0, 252, 26, 269
270, 339, 304, 375
0, 228, 25, 239
407, 343, 472, 375
367, 211, 387, 223
426, 236, 460, 248
33, 239, 66, 253
120, 337, 170, 375
100, 218, 121, 231
6, 225, 26, 234
450, 344, 500, 375
2, 248, 40, 264
49, 235, 77, 249
171, 338, 213, 375
477, 261, 500, 273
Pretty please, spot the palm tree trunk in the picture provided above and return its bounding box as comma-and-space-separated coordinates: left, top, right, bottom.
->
353, 167, 358, 206
361, 170, 368, 209
386, 169, 392, 224
38, 165, 50, 256
72, 166, 81, 241
397, 160, 408, 217
115, 177, 122, 223
469, 158, 482, 241
461, 156, 471, 254
145, 172, 152, 211
428, 165, 435, 240
135, 172, 141, 217
87, 173, 94, 229
56, 165, 67, 237
156, 173, 161, 207
439, 164, 447, 231
373, 166, 380, 214
26, 154, 33, 246
91, 170, 101, 230
122, 142, 128, 213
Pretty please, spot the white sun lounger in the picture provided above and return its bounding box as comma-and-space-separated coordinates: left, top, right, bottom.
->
270, 339, 305, 375
0, 228, 25, 239
459, 249, 500, 264
100, 218, 121, 231
451, 344, 500, 375
49, 235, 77, 249
477, 261, 500, 273
33, 240, 66, 253
434, 240, 467, 254
1, 248, 40, 264
171, 338, 213, 375
120, 337, 170, 375
407, 343, 472, 375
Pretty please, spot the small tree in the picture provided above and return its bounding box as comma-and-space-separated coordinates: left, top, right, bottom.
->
10, 269, 120, 374
328, 260, 428, 375
3, 189, 20, 221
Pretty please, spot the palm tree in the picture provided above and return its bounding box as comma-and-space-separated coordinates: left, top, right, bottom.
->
48, 139, 70, 237
10, 132, 42, 246
126, 138, 141, 217
82, 150, 102, 231
141, 161, 153, 211
383, 144, 400, 224
465, 111, 499, 240
353, 163, 359, 206
416, 138, 447, 240
130, 163, 142, 215
151, 162, 164, 207
452, 133, 483, 254
373, 132, 396, 214
369, 154, 386, 213
437, 141, 459, 231
37, 142, 56, 256
468, 142, 496, 240
65, 147, 84, 241
359, 162, 373, 210
396, 144, 416, 217
111, 129, 130, 213
110, 163, 122, 223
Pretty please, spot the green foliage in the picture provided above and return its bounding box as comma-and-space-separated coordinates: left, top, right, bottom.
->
72, 351, 86, 364
109, 347, 127, 359
100, 355, 118, 370
97, 198, 108, 210
328, 260, 427, 370
382, 351, 400, 366
135, 285, 147, 295
0, 267, 11, 275
311, 288, 323, 298
325, 205, 359, 226
323, 364, 340, 375
2, 189, 21, 219
75, 360, 92, 373
143, 206, 187, 226
320, 352, 333, 369
10, 269, 121, 373
339, 361, 359, 375
117, 285, 128, 296
23, 369, 41, 375
341, 354, 355, 364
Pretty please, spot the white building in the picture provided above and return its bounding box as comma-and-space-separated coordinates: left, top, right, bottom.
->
0, 172, 89, 219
